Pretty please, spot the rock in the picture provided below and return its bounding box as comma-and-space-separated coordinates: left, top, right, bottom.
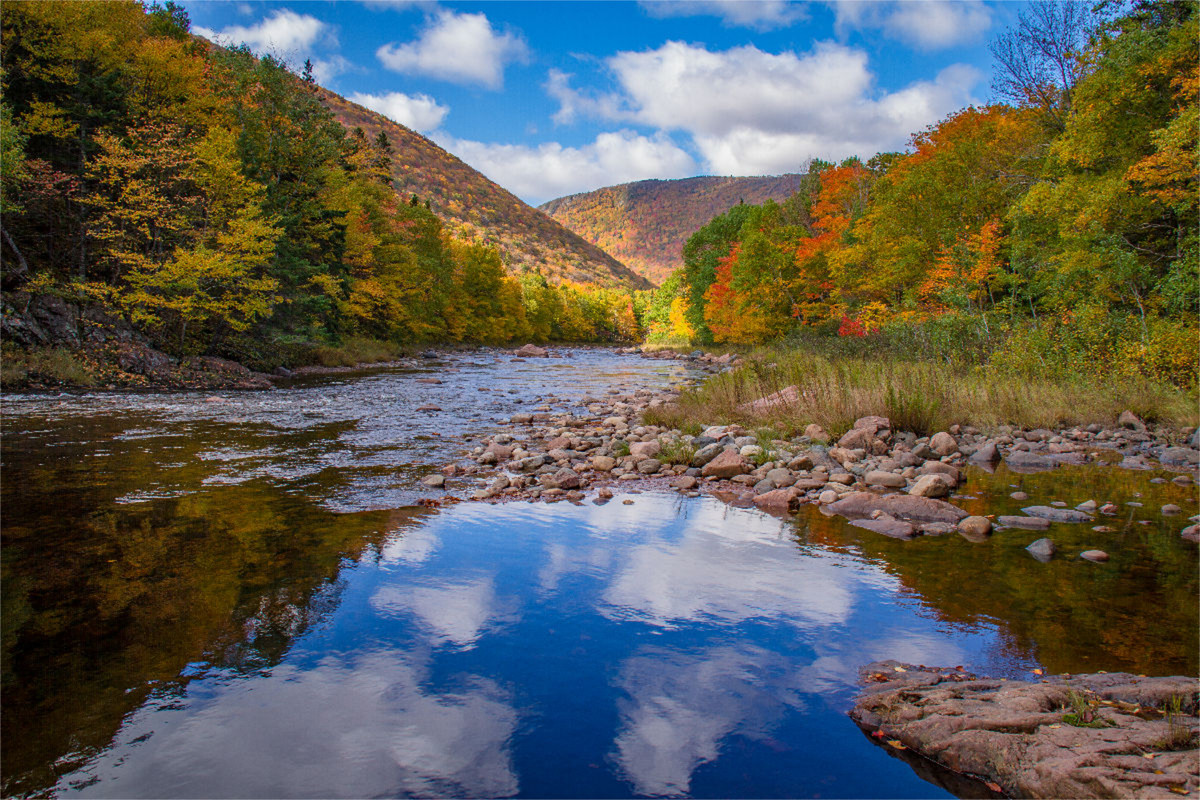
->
850, 662, 1200, 800
865, 470, 907, 488
1182, 524, 1200, 543
957, 516, 992, 538
1004, 451, 1060, 472
701, 448, 751, 478
909, 474, 951, 498
550, 467, 582, 489
673, 475, 698, 490
488, 475, 510, 492
850, 517, 917, 540
916, 461, 960, 485
510, 413, 534, 424
737, 385, 800, 415
416, 377, 442, 384
515, 343, 549, 357
421, 474, 446, 488
591, 455, 616, 472
818, 489, 839, 504
739, 445, 764, 459
1160, 447, 1200, 465
1022, 505, 1093, 523
826, 492, 968, 524
1075, 499, 1097, 513
787, 454, 814, 471
629, 440, 661, 459
1162, 504, 1182, 515
969, 441, 1000, 464
929, 432, 958, 457
691, 442, 725, 467
1026, 537, 1056, 560
752, 488, 800, 512
636, 458, 662, 474
853, 415, 891, 434
415, 404, 441, 412
837, 426, 874, 450
518, 455, 547, 471
804, 424, 830, 442
1117, 410, 1146, 431
1010, 491, 1029, 500
764, 467, 793, 487
486, 443, 514, 460
1000, 515, 1051, 531
1080, 549, 1109, 562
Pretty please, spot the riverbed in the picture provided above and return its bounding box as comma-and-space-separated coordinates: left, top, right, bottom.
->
2, 349, 1196, 798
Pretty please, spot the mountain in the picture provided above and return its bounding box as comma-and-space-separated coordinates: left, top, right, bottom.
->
540, 175, 807, 285
319, 91, 650, 289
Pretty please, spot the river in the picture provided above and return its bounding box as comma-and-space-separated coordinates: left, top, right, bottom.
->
2, 349, 1196, 798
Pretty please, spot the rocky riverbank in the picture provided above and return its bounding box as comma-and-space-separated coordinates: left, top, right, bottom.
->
850, 660, 1199, 798
422, 346, 1200, 548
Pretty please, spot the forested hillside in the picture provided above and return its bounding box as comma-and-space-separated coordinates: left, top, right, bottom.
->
0, 1, 643, 382
641, 1, 1197, 388
320, 91, 648, 289
541, 174, 805, 285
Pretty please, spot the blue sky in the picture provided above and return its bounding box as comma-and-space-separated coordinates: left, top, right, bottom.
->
183, 1, 1018, 205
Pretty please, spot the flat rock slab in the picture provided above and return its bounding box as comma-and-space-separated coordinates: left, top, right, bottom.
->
849, 517, 917, 540
1004, 451, 1061, 472
1022, 505, 1094, 523
851, 660, 1199, 799
999, 515, 1052, 530
827, 491, 968, 524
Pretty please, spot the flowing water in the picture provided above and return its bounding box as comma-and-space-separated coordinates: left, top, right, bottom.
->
2, 350, 1197, 798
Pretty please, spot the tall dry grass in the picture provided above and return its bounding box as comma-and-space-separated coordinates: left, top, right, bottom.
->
645, 349, 1198, 436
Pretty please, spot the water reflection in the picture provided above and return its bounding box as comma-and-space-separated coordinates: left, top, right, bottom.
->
62, 649, 520, 799
611, 644, 806, 796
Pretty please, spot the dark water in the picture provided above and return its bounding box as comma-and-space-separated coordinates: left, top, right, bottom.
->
2, 350, 1197, 798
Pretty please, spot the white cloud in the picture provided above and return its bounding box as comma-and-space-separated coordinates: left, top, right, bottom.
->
376, 9, 528, 89
640, 0, 807, 30
195, 9, 333, 57
311, 55, 355, 85
550, 40, 981, 175
437, 129, 696, 205
832, 0, 993, 50
349, 90, 450, 132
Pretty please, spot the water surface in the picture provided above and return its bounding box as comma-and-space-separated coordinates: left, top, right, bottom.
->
3, 351, 1196, 798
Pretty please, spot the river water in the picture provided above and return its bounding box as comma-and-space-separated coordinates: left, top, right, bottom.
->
2, 349, 1196, 798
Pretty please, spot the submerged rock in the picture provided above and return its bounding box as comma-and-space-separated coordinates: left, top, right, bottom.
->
1022, 505, 1094, 523
826, 492, 968, 524
1025, 537, 1056, 560
850, 661, 1199, 800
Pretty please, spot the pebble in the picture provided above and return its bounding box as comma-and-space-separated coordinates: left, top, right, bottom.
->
1010, 491, 1029, 500
1080, 550, 1109, 562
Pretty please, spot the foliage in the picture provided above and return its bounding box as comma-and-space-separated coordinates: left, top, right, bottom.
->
0, 1, 644, 363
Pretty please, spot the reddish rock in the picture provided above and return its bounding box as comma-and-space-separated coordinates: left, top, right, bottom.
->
849, 517, 917, 540
751, 487, 800, 512
851, 661, 1199, 800
701, 448, 751, 478
826, 492, 968, 524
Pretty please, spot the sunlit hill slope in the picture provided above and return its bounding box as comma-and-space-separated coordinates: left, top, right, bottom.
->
321, 91, 650, 289
540, 174, 806, 285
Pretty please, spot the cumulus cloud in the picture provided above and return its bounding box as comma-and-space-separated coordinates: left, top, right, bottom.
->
194, 9, 333, 57
639, 0, 807, 31
832, 0, 993, 50
550, 40, 981, 175
437, 130, 696, 205
377, 9, 528, 89
311, 55, 355, 85
349, 90, 450, 132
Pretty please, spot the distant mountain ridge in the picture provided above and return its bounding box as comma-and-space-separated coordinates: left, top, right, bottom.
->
319, 90, 650, 289
540, 174, 806, 285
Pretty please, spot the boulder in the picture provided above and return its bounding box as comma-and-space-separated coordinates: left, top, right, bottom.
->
550, 467, 582, 489
1022, 505, 1093, 523
1182, 524, 1200, 543
591, 455, 616, 472
421, 474, 446, 488
957, 516, 992, 537
853, 415, 891, 434
969, 441, 1000, 464
929, 432, 958, 457
636, 458, 662, 474
1026, 537, 1056, 560
752, 488, 800, 512
1160, 447, 1200, 465
673, 475, 699, 490
629, 440, 661, 459
515, 344, 549, 357
691, 442, 725, 467
1004, 451, 1060, 472
1117, 410, 1146, 431
826, 492, 968, 524
865, 470, 906, 488
804, 424, 830, 442
909, 474, 951, 498
837, 426, 875, 450
1000, 515, 1051, 530
701, 448, 751, 478
916, 461, 960, 485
